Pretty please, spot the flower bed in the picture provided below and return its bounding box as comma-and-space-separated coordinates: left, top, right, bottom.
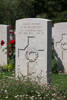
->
0, 25, 15, 71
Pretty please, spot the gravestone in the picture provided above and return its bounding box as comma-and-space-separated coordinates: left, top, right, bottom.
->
52, 22, 67, 73
0, 25, 9, 66
15, 18, 52, 84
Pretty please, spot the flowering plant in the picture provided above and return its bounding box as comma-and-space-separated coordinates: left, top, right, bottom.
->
0, 25, 15, 71
8, 25, 15, 66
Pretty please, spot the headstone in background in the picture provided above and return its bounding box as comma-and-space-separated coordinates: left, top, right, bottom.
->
0, 25, 9, 66
15, 18, 52, 84
52, 22, 67, 73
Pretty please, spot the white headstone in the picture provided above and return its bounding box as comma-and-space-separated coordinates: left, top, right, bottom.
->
0, 25, 9, 66
52, 22, 67, 73
15, 18, 52, 84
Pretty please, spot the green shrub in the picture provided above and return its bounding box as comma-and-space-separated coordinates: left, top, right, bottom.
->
8, 64, 14, 71
3, 64, 8, 71
52, 40, 61, 73
52, 59, 61, 73
0, 65, 3, 71
3, 64, 15, 71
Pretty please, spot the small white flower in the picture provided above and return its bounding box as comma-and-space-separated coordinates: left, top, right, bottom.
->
19, 95, 22, 97
52, 98, 56, 100
1, 89, 3, 91
5, 96, 8, 99
52, 93, 56, 97
37, 94, 41, 97
14, 95, 19, 98
30, 96, 34, 100
4, 90, 7, 93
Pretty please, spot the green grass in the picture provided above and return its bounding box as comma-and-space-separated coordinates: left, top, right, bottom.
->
0, 71, 67, 91
52, 73, 67, 91
0, 71, 14, 80
0, 71, 67, 100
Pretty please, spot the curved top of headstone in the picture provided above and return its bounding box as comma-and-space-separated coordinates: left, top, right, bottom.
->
53, 22, 67, 26
53, 22, 67, 30
52, 22, 67, 40
16, 18, 51, 22
53, 22, 67, 32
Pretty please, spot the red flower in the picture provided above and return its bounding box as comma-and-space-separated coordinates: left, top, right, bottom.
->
0, 40, 5, 46
9, 30, 14, 34
8, 40, 15, 45
10, 31, 14, 34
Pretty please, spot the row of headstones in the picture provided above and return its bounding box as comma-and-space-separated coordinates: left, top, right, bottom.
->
0, 18, 67, 84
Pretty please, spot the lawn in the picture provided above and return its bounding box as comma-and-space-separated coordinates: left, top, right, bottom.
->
0, 71, 67, 91
0, 71, 67, 100
52, 74, 67, 91
0, 71, 14, 80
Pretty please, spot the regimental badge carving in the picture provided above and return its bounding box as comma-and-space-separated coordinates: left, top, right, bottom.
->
56, 33, 67, 60
25, 48, 39, 62
56, 33, 67, 50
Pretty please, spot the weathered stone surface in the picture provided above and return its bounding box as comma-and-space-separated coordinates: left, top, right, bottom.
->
0, 25, 9, 66
52, 22, 67, 73
15, 18, 52, 84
